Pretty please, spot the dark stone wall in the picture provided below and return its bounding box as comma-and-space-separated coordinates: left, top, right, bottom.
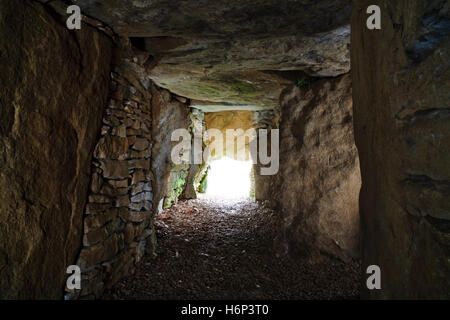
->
0, 1, 112, 299
352, 0, 450, 298
70, 57, 156, 299
254, 75, 360, 261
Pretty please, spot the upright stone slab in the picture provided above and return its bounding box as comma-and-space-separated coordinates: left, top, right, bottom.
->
351, 0, 450, 298
0, 1, 112, 299
255, 74, 361, 261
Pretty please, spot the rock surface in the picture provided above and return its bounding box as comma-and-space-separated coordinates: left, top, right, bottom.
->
255, 74, 361, 261
181, 109, 207, 200
70, 47, 156, 299
352, 0, 450, 298
0, 1, 112, 299
204, 110, 255, 161
151, 87, 191, 212
76, 0, 352, 109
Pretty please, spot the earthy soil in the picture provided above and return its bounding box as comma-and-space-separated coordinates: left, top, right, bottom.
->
103, 198, 360, 300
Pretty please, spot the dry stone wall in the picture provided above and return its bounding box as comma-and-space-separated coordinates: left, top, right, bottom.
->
67, 53, 156, 299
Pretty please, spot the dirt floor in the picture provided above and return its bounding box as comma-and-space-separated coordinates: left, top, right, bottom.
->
103, 198, 360, 300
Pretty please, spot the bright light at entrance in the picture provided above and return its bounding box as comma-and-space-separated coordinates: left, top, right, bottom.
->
204, 158, 252, 199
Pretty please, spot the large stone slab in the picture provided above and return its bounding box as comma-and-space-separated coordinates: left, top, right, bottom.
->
0, 1, 112, 299
151, 86, 191, 211
255, 74, 361, 261
75, 0, 353, 109
351, 0, 450, 299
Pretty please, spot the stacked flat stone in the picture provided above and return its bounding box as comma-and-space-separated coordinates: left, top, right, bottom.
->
66, 69, 154, 299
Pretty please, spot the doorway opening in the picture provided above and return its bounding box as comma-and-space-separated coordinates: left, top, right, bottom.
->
201, 157, 253, 200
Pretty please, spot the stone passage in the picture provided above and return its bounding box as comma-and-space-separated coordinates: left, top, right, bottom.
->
1, 0, 448, 300
104, 199, 360, 300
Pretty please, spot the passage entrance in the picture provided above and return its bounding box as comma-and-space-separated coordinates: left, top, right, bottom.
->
202, 158, 253, 199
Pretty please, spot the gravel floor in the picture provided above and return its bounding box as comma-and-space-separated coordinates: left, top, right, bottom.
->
103, 198, 360, 300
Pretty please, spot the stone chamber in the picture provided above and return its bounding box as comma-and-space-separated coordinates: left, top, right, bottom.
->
0, 0, 448, 299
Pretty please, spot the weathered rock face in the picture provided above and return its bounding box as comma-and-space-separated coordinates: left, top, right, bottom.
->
352, 0, 450, 298
181, 109, 207, 200
75, 0, 352, 109
255, 74, 361, 261
76, 0, 351, 37
151, 87, 191, 212
0, 1, 112, 299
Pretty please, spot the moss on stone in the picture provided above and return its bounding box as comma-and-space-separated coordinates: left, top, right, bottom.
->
229, 80, 258, 96
194, 164, 210, 194
296, 77, 310, 90
164, 166, 188, 208
197, 173, 208, 193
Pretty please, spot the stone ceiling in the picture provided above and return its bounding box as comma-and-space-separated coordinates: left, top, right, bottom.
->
76, 0, 352, 110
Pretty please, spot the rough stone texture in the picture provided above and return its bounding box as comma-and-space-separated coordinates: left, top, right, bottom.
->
352, 0, 450, 298
75, 0, 352, 109
204, 110, 255, 161
151, 86, 191, 212
68, 45, 155, 299
181, 109, 207, 200
255, 74, 361, 261
0, 1, 112, 299
191, 100, 273, 113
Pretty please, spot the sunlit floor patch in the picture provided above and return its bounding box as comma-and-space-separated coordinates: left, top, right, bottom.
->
202, 157, 253, 199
